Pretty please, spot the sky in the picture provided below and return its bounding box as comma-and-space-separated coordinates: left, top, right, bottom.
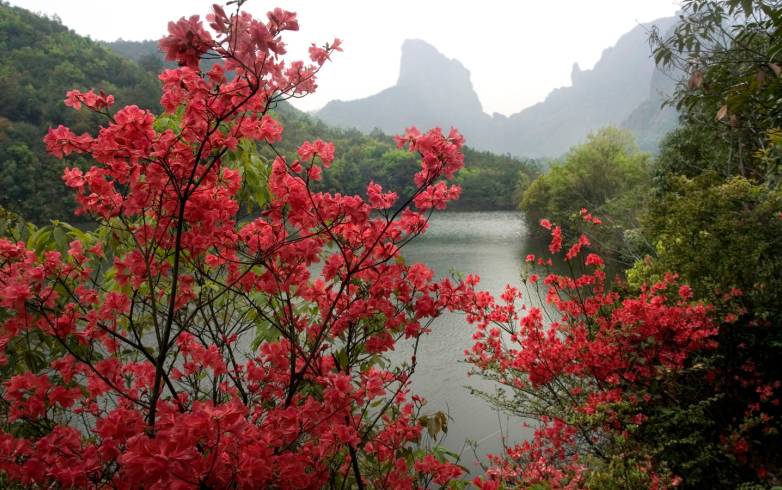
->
11, 0, 680, 116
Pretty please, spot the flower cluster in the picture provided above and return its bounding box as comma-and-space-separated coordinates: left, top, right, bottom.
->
465, 218, 716, 488
0, 4, 467, 488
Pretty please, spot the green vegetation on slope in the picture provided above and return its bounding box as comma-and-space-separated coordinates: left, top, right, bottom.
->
0, 7, 539, 223
0, 2, 161, 222
267, 103, 539, 212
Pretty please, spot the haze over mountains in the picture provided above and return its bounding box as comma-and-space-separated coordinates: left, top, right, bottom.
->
316, 17, 680, 158
99, 16, 682, 159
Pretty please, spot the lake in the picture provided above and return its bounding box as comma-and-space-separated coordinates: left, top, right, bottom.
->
393, 211, 542, 473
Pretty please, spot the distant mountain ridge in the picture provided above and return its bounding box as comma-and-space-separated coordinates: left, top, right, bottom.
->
317, 18, 681, 158
317, 40, 494, 150
103, 20, 681, 158
0, 4, 541, 223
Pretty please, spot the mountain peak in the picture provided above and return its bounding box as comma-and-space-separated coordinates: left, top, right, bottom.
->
316, 38, 488, 143
571, 62, 584, 84
397, 39, 471, 88
316, 17, 679, 157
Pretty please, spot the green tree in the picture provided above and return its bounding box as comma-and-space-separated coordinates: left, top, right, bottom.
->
0, 2, 162, 222
619, 1, 782, 485
627, 173, 782, 488
520, 127, 651, 261
651, 0, 782, 181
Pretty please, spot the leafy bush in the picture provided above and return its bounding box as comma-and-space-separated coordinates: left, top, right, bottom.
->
520, 127, 651, 262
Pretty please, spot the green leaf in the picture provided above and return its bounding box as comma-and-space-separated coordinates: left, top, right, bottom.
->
61, 222, 89, 243
52, 225, 67, 249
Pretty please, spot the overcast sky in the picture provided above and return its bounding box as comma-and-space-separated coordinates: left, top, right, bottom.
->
11, 0, 680, 115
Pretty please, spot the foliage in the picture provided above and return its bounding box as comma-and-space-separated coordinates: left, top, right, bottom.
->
605, 1, 782, 485
263, 105, 541, 213
2, 0, 782, 488
652, 123, 731, 190
465, 218, 718, 489
520, 127, 651, 262
627, 173, 782, 487
104, 39, 170, 73
0, 5, 473, 488
651, 0, 782, 180
467, 203, 782, 489
468, 1, 782, 487
0, 1, 162, 222
631, 173, 782, 307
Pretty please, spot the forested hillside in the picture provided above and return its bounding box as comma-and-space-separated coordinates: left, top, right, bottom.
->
0, 2, 161, 221
0, 5, 537, 223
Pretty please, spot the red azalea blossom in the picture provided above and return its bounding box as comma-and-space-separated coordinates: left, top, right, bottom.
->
464, 218, 717, 489
2, 4, 468, 488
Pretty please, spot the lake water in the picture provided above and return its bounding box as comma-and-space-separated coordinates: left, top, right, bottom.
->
79, 211, 542, 474
393, 211, 541, 473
